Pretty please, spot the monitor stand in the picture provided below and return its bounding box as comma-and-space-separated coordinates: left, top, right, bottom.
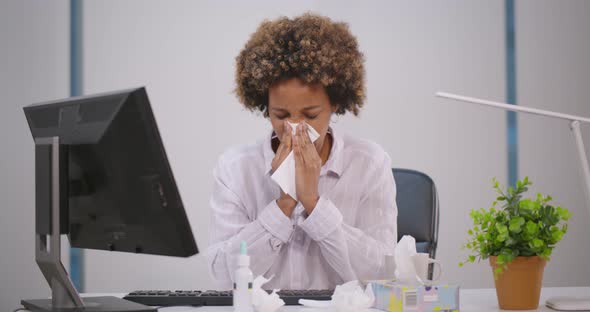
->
21, 137, 154, 312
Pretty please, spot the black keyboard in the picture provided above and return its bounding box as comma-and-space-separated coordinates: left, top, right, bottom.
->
123, 289, 333, 306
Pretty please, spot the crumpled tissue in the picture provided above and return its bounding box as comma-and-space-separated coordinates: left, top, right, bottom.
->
299, 280, 375, 312
394, 235, 419, 285
270, 122, 320, 200
252, 275, 284, 312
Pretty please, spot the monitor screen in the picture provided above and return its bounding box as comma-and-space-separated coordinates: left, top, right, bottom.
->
24, 87, 198, 257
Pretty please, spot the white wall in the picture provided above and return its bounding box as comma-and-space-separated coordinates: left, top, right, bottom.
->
81, 0, 506, 291
0, 0, 69, 311
517, 0, 590, 286
2, 3, 589, 310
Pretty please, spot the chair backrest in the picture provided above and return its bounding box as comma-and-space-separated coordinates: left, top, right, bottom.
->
392, 168, 439, 259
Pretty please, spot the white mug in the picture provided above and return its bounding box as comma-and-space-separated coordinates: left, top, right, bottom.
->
411, 253, 442, 285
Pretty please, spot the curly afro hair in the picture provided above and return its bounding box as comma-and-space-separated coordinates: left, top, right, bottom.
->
235, 13, 366, 116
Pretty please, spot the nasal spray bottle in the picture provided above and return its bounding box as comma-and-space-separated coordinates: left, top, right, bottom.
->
233, 241, 253, 312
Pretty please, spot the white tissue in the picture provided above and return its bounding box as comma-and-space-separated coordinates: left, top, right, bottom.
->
251, 275, 284, 312
299, 280, 375, 312
394, 235, 419, 284
270, 122, 320, 200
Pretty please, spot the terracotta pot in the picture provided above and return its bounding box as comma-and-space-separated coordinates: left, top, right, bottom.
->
489, 256, 547, 310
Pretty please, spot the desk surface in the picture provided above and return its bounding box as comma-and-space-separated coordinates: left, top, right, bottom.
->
82, 287, 590, 312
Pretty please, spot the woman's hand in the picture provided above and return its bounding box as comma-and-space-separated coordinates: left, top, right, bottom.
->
272, 121, 297, 217
293, 122, 321, 214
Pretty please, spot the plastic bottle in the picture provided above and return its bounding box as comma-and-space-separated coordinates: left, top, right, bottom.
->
233, 241, 253, 312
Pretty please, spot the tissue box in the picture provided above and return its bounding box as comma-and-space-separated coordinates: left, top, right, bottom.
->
369, 280, 460, 312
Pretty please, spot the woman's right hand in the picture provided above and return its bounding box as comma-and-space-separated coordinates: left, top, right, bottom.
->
272, 121, 297, 217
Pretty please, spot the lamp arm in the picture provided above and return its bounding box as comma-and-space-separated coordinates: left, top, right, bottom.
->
436, 92, 590, 123
436, 92, 590, 217
570, 121, 590, 216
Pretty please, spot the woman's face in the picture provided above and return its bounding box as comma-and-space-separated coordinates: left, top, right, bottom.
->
268, 78, 336, 152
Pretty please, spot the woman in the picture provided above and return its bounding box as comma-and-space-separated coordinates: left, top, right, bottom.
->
207, 13, 397, 290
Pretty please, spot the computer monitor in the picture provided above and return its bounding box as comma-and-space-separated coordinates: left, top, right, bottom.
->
21, 87, 198, 312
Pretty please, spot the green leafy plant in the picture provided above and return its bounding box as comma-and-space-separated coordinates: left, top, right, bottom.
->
459, 177, 571, 277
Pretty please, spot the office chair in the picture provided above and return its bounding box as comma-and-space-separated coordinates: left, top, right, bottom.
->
392, 168, 440, 278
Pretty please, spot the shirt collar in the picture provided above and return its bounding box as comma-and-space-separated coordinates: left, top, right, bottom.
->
321, 127, 344, 177
263, 127, 344, 177
263, 131, 277, 175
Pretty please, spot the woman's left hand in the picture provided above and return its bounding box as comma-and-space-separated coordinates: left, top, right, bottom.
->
293, 122, 321, 215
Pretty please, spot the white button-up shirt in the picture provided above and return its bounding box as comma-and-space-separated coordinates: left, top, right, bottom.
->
207, 128, 398, 290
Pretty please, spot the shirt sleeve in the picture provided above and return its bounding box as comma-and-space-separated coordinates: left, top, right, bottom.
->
299, 152, 398, 282
206, 156, 294, 289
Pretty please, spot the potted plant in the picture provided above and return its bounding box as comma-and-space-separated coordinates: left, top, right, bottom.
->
459, 177, 571, 310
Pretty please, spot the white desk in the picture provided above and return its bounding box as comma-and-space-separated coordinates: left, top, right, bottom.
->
80, 287, 589, 312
